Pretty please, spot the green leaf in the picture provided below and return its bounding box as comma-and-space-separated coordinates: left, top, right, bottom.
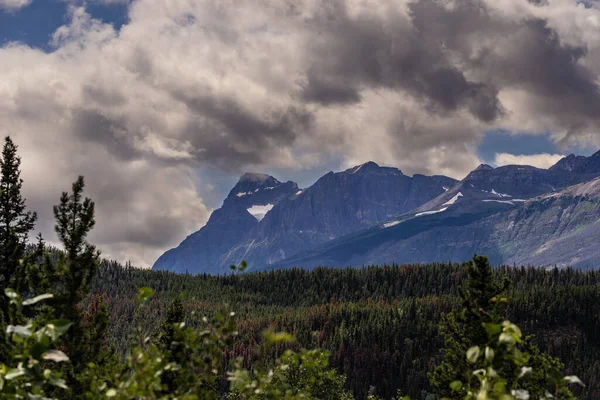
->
564, 375, 585, 386
518, 366, 533, 379
138, 287, 153, 302
264, 331, 294, 344
44, 320, 73, 341
4, 289, 17, 300
239, 260, 248, 272
483, 323, 502, 337
6, 324, 32, 338
485, 347, 495, 362
466, 346, 480, 363
450, 380, 462, 392
48, 375, 68, 389
30, 342, 48, 360
43, 350, 69, 362
499, 333, 516, 345
106, 389, 117, 397
22, 293, 54, 306
5, 368, 25, 380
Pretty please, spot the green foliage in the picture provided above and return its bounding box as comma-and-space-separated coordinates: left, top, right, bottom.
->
453, 318, 584, 399
0, 288, 70, 398
430, 256, 580, 400
229, 347, 354, 400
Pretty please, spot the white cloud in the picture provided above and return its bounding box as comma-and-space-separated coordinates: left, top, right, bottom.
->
494, 153, 565, 169
0, 0, 31, 11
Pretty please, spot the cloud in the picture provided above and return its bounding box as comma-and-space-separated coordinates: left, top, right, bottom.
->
0, 0, 31, 11
3, 0, 600, 267
494, 153, 564, 169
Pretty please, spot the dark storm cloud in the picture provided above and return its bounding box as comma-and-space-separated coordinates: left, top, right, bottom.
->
491, 18, 600, 120
72, 109, 142, 162
170, 89, 315, 169
300, 0, 504, 121
299, 70, 362, 105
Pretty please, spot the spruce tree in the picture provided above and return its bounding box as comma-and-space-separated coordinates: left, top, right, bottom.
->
39, 176, 103, 396
0, 136, 36, 295
155, 298, 186, 394
429, 255, 574, 399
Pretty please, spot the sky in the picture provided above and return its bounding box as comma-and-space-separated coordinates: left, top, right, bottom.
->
1, 0, 600, 268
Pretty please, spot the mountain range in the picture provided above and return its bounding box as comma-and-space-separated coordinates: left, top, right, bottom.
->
153, 152, 600, 273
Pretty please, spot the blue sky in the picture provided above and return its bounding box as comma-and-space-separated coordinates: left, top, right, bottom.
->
477, 130, 597, 166
0, 0, 128, 50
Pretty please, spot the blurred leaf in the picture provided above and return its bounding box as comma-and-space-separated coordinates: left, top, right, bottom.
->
466, 346, 480, 363
564, 375, 585, 386
22, 293, 54, 306
138, 287, 153, 302
449, 380, 462, 392
43, 350, 69, 362
6, 324, 32, 338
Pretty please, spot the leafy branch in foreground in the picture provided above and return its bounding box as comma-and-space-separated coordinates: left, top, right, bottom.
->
0, 288, 71, 398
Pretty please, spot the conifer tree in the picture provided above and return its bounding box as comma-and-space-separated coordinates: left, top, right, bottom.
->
429, 255, 574, 399
155, 298, 185, 393
0, 136, 36, 295
156, 297, 185, 350
33, 176, 104, 396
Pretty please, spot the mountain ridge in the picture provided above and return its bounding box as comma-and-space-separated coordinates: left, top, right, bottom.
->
153, 151, 600, 274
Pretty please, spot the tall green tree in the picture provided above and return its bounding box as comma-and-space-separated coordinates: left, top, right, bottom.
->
154, 297, 186, 394
0, 136, 37, 295
27, 176, 106, 396
429, 255, 574, 399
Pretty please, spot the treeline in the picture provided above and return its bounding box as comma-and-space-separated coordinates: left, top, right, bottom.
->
0, 135, 591, 399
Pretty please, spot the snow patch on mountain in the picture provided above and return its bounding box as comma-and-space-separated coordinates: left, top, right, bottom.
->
483, 199, 514, 205
490, 188, 511, 198
443, 192, 463, 206
247, 204, 274, 221
415, 207, 448, 217
383, 220, 401, 228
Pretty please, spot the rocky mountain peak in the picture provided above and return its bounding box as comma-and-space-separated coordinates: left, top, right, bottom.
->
224, 172, 298, 208
549, 154, 587, 172
475, 163, 494, 171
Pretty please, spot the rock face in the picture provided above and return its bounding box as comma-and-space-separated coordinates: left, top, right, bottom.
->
153, 162, 457, 274
154, 152, 600, 274
219, 162, 457, 271
152, 173, 298, 274
279, 177, 600, 271
275, 154, 600, 271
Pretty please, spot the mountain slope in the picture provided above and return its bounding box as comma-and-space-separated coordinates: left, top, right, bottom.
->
276, 176, 600, 270
153, 173, 298, 273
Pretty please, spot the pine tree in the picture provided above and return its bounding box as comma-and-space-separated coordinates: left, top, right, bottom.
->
0, 137, 36, 295
429, 255, 574, 399
155, 298, 186, 394
36, 176, 102, 396
156, 297, 185, 350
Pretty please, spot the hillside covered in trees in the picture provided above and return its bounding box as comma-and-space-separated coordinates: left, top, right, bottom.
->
93, 261, 600, 399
